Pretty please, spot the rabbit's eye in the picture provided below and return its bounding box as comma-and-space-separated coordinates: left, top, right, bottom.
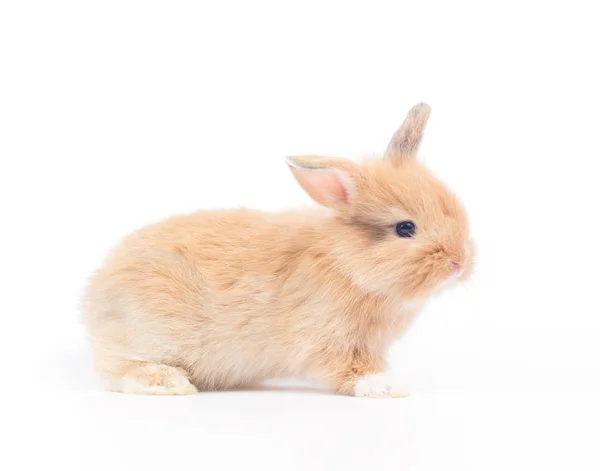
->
395, 221, 416, 238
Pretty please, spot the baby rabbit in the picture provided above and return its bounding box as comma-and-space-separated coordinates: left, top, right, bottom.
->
84, 103, 473, 397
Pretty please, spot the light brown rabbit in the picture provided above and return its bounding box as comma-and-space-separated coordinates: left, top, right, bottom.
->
84, 103, 474, 397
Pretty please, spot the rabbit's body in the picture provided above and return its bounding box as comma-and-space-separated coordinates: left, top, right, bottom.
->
85, 208, 420, 394
84, 103, 473, 397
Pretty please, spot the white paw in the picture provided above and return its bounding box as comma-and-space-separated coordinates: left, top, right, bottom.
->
119, 365, 198, 396
145, 376, 198, 396
354, 373, 409, 398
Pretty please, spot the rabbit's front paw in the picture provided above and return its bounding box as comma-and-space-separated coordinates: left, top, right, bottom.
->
354, 373, 409, 398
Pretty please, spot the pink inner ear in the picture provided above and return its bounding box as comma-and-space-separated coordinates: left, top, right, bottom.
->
293, 167, 350, 208
313, 169, 349, 203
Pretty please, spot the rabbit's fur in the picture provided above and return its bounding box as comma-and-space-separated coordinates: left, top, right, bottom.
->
84, 103, 473, 397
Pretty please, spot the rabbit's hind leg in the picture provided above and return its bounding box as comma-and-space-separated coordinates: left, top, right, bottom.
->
103, 360, 198, 396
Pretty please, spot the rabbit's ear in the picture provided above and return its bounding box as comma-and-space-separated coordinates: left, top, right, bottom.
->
286, 155, 359, 210
384, 103, 431, 163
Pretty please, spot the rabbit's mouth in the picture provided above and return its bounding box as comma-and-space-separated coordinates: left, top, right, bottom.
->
398, 241, 474, 298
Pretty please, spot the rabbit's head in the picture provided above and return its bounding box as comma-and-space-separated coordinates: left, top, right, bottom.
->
287, 103, 474, 301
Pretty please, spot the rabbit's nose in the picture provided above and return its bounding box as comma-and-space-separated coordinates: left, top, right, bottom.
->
450, 261, 462, 274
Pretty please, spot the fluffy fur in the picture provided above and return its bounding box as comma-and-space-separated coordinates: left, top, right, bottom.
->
83, 103, 474, 397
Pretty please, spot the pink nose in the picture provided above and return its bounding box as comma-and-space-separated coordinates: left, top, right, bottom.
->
450, 261, 462, 274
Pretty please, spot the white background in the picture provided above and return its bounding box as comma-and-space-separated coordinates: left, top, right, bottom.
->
2, 1, 599, 470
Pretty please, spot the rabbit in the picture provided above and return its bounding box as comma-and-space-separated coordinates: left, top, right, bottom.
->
83, 103, 474, 398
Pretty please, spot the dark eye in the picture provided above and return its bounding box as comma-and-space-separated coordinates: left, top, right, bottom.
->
395, 221, 416, 238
